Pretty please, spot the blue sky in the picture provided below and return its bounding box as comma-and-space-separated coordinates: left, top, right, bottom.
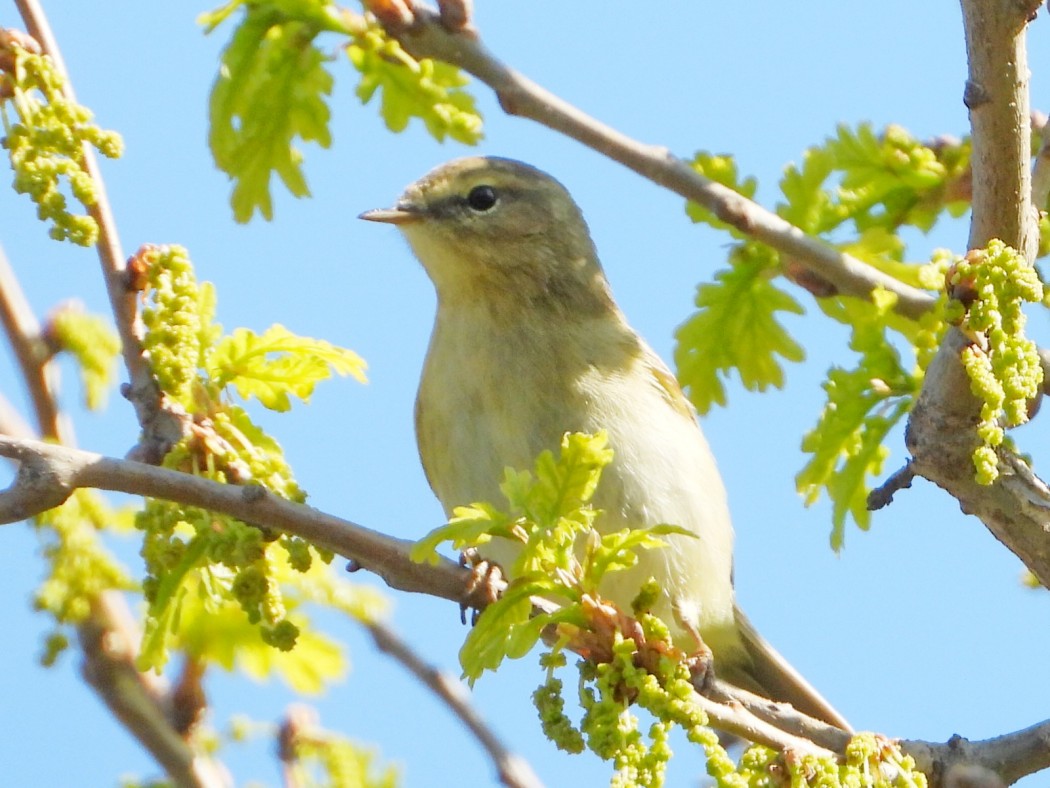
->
2, 3, 1049, 786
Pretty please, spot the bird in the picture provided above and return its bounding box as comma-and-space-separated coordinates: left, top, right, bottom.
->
360, 156, 849, 729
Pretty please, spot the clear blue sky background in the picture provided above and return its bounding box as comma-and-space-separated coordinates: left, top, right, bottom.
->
2, 3, 1050, 786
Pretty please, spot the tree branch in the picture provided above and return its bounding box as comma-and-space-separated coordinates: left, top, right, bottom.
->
0, 392, 33, 439
364, 619, 543, 788
7, 434, 1049, 779
904, 718, 1050, 787
906, 1, 1050, 587
79, 593, 232, 788
14, 0, 188, 460
382, 5, 937, 321
0, 244, 71, 442
0, 434, 477, 605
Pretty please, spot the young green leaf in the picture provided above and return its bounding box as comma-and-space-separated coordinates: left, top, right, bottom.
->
347, 21, 482, 145
675, 244, 805, 413
205, 3, 343, 221
796, 292, 923, 548
48, 308, 120, 410
208, 324, 366, 411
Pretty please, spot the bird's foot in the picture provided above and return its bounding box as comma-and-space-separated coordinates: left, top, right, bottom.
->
459, 548, 505, 625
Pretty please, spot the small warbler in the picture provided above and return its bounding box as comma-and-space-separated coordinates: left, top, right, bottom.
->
361, 156, 848, 729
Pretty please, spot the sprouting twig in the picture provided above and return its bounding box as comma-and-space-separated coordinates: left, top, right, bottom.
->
79, 592, 232, 788
14, 0, 188, 459
0, 434, 864, 754
907, 0, 1050, 589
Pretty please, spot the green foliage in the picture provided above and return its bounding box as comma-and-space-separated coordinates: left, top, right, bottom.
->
796, 290, 928, 548
679, 124, 970, 416
202, 1, 480, 222
546, 631, 927, 787
412, 431, 690, 684
209, 324, 366, 411
680, 124, 974, 541
948, 240, 1044, 484
48, 306, 121, 410
32, 489, 137, 665
134, 243, 369, 676
778, 123, 971, 236
202, 0, 352, 222
347, 19, 482, 144
0, 38, 123, 245
727, 733, 926, 787
675, 243, 805, 414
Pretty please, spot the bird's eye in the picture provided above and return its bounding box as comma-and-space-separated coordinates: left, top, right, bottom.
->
466, 185, 498, 212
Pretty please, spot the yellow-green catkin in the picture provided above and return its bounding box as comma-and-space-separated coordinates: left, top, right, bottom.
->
1, 36, 123, 245
946, 240, 1043, 484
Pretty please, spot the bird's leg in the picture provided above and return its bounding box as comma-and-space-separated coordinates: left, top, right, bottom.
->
672, 598, 716, 689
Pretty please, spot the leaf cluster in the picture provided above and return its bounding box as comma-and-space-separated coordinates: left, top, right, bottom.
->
32, 489, 137, 665
47, 305, 121, 410
202, 1, 481, 222
411, 431, 688, 683
347, 18, 481, 144
679, 124, 971, 541
132, 243, 373, 683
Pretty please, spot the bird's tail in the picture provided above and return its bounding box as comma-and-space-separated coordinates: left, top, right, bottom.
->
728, 604, 852, 731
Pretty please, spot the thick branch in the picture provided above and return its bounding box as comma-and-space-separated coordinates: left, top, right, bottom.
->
908, 332, 1050, 584
906, 2, 1050, 586
365, 620, 543, 788
904, 718, 1050, 787
385, 7, 936, 320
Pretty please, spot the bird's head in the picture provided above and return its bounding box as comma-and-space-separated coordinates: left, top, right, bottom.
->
361, 156, 613, 314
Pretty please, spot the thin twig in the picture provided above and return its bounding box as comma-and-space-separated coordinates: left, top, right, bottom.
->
692, 679, 842, 756
382, 6, 937, 320
7, 7, 217, 777
365, 619, 543, 788
80, 592, 232, 788
0, 244, 70, 442
866, 461, 916, 511
0, 392, 33, 440
14, 0, 187, 459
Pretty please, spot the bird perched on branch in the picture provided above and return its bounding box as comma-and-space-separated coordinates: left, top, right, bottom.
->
361, 156, 848, 729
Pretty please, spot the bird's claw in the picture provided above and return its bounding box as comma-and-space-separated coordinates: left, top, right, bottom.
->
459, 549, 504, 624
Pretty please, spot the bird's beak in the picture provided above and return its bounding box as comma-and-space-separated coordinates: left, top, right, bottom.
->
358, 205, 423, 225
